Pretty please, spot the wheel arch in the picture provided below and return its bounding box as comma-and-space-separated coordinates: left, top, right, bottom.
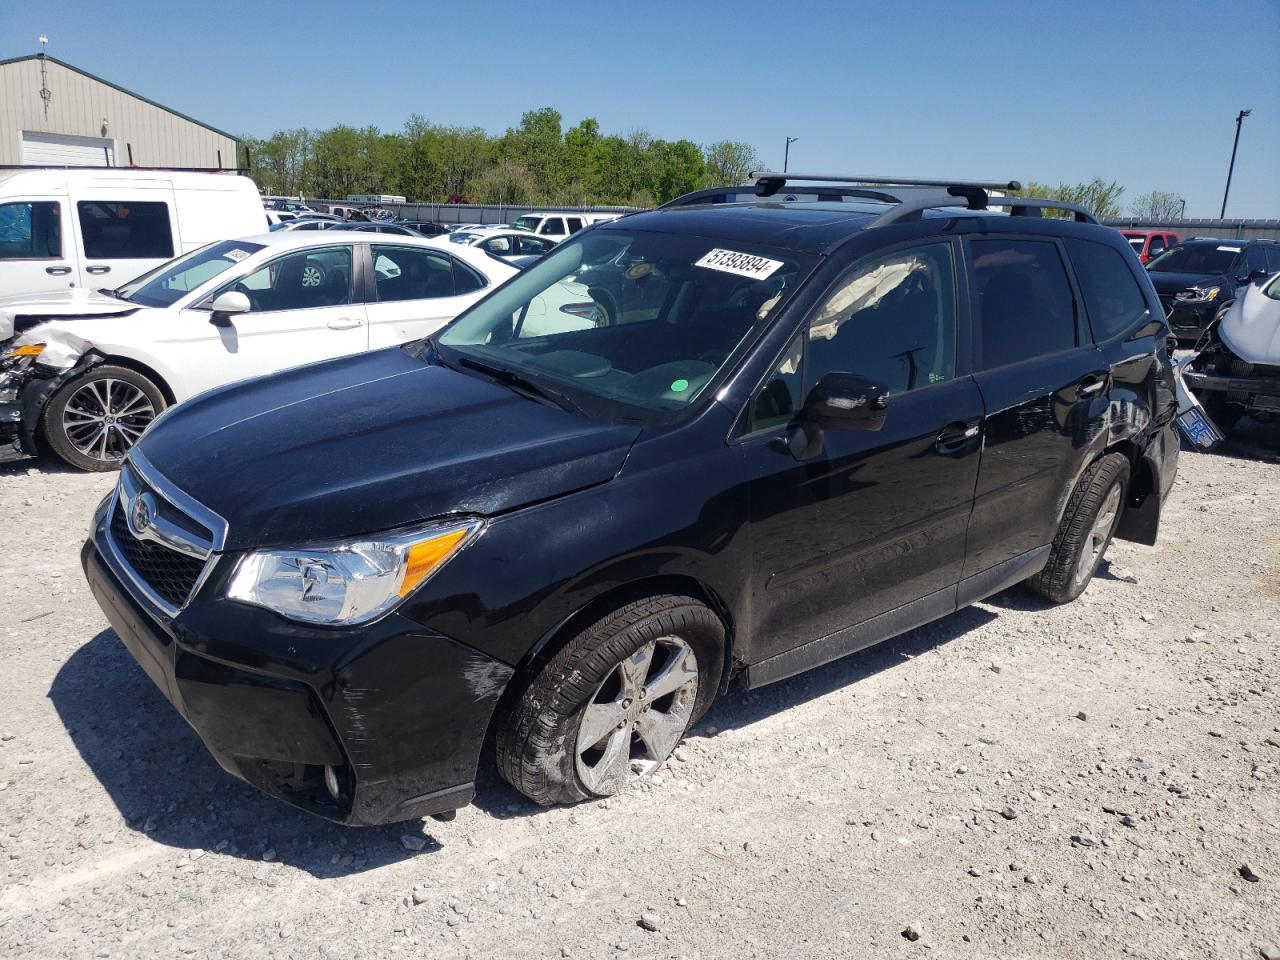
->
484, 574, 737, 746
1106, 438, 1158, 545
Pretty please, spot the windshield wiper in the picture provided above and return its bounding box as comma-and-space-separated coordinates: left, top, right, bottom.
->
97, 287, 130, 300
455, 355, 583, 415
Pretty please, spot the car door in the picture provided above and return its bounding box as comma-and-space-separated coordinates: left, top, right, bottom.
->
961, 235, 1111, 587
365, 243, 490, 348
173, 243, 367, 398
0, 195, 79, 295
743, 239, 985, 670
71, 189, 178, 288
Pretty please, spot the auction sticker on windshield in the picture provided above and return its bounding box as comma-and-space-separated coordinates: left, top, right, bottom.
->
695, 248, 783, 280
225, 248, 252, 262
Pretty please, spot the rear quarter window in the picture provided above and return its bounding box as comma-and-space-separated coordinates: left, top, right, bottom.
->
1064, 239, 1150, 342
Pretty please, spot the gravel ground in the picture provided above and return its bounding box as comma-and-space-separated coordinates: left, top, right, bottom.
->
1, 442, 1277, 960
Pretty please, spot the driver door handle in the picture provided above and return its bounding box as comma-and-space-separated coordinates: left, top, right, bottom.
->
45, 265, 72, 276
935, 420, 981, 455
327, 317, 365, 330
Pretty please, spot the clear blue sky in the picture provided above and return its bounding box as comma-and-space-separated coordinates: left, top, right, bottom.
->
5, 0, 1278, 217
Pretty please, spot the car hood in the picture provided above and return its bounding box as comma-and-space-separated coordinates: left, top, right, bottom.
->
1218, 282, 1280, 365
1148, 271, 1230, 295
134, 347, 642, 551
0, 287, 144, 341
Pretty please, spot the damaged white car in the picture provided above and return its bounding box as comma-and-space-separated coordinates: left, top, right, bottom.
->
0, 233, 515, 470
1183, 270, 1280, 431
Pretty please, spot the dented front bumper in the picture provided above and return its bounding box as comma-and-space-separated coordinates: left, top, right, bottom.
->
82, 495, 514, 826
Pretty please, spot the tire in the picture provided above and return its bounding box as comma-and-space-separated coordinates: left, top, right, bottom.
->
40, 364, 166, 472
1028, 453, 1130, 604
495, 594, 723, 806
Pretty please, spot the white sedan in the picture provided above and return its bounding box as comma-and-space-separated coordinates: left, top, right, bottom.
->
435, 227, 560, 259
0, 233, 516, 470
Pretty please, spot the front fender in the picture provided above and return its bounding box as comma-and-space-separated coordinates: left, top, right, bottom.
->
16, 351, 104, 454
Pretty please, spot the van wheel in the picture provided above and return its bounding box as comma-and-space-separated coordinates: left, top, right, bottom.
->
41, 365, 166, 472
1029, 453, 1129, 604
495, 595, 723, 806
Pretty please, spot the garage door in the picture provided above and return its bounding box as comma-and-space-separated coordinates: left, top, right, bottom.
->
21, 131, 115, 166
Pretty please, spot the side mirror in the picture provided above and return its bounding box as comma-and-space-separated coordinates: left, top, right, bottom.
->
785, 372, 890, 461
208, 290, 251, 327
804, 372, 890, 431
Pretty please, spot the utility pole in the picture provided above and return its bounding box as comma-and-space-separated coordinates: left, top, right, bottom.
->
783, 137, 798, 173
1220, 109, 1252, 219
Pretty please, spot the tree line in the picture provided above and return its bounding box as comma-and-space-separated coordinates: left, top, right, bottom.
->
241, 109, 1186, 219
241, 107, 760, 207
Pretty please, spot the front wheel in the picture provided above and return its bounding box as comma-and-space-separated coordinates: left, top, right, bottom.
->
495, 595, 723, 806
40, 364, 166, 472
1028, 453, 1129, 604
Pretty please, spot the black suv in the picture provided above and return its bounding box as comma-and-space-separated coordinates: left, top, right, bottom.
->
81, 174, 1180, 825
1147, 237, 1280, 342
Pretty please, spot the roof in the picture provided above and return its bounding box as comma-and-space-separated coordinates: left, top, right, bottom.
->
608, 198, 1117, 255
0, 167, 256, 191
0, 54, 239, 143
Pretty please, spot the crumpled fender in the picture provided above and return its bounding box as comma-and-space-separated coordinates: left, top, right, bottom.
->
1218, 280, 1280, 364
16, 350, 104, 455
15, 324, 93, 373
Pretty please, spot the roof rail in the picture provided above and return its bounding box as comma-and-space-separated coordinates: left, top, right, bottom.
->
749, 172, 1023, 194
660, 171, 1099, 226
0, 164, 248, 174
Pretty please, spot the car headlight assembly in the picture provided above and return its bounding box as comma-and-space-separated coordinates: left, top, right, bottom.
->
1175, 286, 1219, 303
226, 518, 483, 626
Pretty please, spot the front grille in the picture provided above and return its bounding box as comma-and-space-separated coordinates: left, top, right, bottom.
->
108, 496, 207, 609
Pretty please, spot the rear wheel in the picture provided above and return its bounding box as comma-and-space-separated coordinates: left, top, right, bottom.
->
41, 365, 166, 472
1029, 453, 1129, 604
495, 594, 723, 806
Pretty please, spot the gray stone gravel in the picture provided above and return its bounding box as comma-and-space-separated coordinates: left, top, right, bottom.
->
1, 447, 1278, 959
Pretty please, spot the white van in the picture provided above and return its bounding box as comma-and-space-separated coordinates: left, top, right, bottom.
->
510, 211, 620, 242
0, 169, 267, 298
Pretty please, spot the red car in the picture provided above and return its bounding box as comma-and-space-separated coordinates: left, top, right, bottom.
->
1121, 230, 1180, 265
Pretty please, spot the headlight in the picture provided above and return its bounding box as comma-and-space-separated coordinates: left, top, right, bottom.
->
1175, 286, 1219, 303
226, 518, 483, 626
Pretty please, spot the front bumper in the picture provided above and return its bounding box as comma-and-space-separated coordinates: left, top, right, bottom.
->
0, 401, 24, 463
1184, 369, 1280, 412
82, 498, 514, 826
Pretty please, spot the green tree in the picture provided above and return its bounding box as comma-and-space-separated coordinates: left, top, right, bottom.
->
1130, 190, 1185, 220
703, 140, 760, 186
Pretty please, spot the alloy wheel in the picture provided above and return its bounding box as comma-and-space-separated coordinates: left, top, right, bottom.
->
574, 636, 699, 795
61, 378, 156, 463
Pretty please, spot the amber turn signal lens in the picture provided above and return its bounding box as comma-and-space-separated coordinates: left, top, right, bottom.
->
11, 343, 45, 357
399, 528, 472, 597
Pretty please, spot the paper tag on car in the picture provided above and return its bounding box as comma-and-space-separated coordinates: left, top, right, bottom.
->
694, 248, 783, 280
224, 248, 251, 262
1217, 245, 1242, 253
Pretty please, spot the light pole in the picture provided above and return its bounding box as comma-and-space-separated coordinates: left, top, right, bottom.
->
784, 137, 798, 173
1219, 109, 1252, 219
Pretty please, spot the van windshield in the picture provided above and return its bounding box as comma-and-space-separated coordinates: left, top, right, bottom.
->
434, 228, 816, 422
118, 240, 265, 308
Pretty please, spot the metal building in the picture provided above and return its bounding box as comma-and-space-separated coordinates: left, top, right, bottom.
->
0, 54, 239, 169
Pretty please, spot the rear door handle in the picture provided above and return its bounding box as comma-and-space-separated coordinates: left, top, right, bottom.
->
327, 317, 365, 330
935, 420, 981, 455
85, 265, 111, 275
1076, 373, 1109, 398
45, 265, 72, 276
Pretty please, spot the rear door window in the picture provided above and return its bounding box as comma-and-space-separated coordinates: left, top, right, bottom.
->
540, 217, 566, 237
1245, 245, 1267, 278
371, 245, 457, 301
77, 200, 173, 259
0, 201, 61, 259
1065, 239, 1150, 342
566, 217, 584, 234
970, 238, 1077, 369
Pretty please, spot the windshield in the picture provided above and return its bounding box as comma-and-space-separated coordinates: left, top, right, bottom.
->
1127, 238, 1144, 253
117, 240, 265, 308
1148, 243, 1242, 275
435, 228, 816, 421
512, 216, 540, 232
450, 232, 480, 244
